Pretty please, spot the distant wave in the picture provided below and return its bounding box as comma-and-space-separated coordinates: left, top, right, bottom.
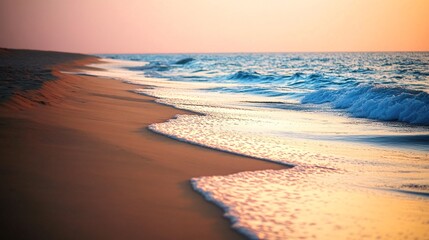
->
228, 70, 265, 80
227, 71, 352, 87
302, 85, 429, 125
288, 72, 305, 80
128, 62, 170, 71
175, 57, 195, 65
207, 86, 288, 97
227, 71, 325, 82
350, 67, 375, 74
227, 70, 287, 84
127, 57, 195, 73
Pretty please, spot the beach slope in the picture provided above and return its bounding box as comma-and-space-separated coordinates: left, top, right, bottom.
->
0, 49, 285, 239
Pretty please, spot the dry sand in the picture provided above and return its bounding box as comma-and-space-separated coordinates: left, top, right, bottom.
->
0, 49, 285, 239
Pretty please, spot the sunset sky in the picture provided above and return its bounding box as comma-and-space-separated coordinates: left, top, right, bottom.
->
1, 0, 428, 53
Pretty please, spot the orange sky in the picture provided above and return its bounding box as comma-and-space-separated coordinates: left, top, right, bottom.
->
0, 0, 428, 53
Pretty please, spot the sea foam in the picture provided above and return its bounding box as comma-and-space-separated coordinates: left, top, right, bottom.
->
191, 166, 429, 240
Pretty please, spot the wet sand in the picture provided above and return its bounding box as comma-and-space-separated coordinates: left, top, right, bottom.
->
0, 49, 285, 239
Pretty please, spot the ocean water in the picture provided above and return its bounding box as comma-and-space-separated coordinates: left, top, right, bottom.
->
83, 53, 428, 239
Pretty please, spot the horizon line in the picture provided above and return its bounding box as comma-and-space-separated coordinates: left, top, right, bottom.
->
94, 50, 429, 55
2, 47, 429, 56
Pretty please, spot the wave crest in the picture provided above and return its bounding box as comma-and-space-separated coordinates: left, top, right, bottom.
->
228, 70, 263, 80
175, 57, 195, 65
128, 62, 170, 71
302, 85, 429, 125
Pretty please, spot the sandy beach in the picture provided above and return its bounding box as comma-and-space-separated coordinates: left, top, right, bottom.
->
2, 1, 428, 238
0, 49, 285, 239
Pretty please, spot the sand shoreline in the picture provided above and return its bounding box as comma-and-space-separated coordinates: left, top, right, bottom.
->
0, 49, 285, 239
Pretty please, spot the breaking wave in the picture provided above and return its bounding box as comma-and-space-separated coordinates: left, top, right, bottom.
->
302, 85, 429, 125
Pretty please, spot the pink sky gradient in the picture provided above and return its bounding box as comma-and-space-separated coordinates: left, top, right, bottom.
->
1, 0, 428, 53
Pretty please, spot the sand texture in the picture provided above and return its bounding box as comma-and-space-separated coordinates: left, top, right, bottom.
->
0, 49, 285, 239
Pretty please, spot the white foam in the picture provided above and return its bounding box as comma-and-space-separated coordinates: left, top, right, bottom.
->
192, 167, 429, 239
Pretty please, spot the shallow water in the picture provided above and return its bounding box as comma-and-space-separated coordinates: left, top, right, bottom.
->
80, 54, 429, 239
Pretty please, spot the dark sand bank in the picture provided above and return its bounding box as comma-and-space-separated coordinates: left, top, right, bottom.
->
0, 48, 94, 103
